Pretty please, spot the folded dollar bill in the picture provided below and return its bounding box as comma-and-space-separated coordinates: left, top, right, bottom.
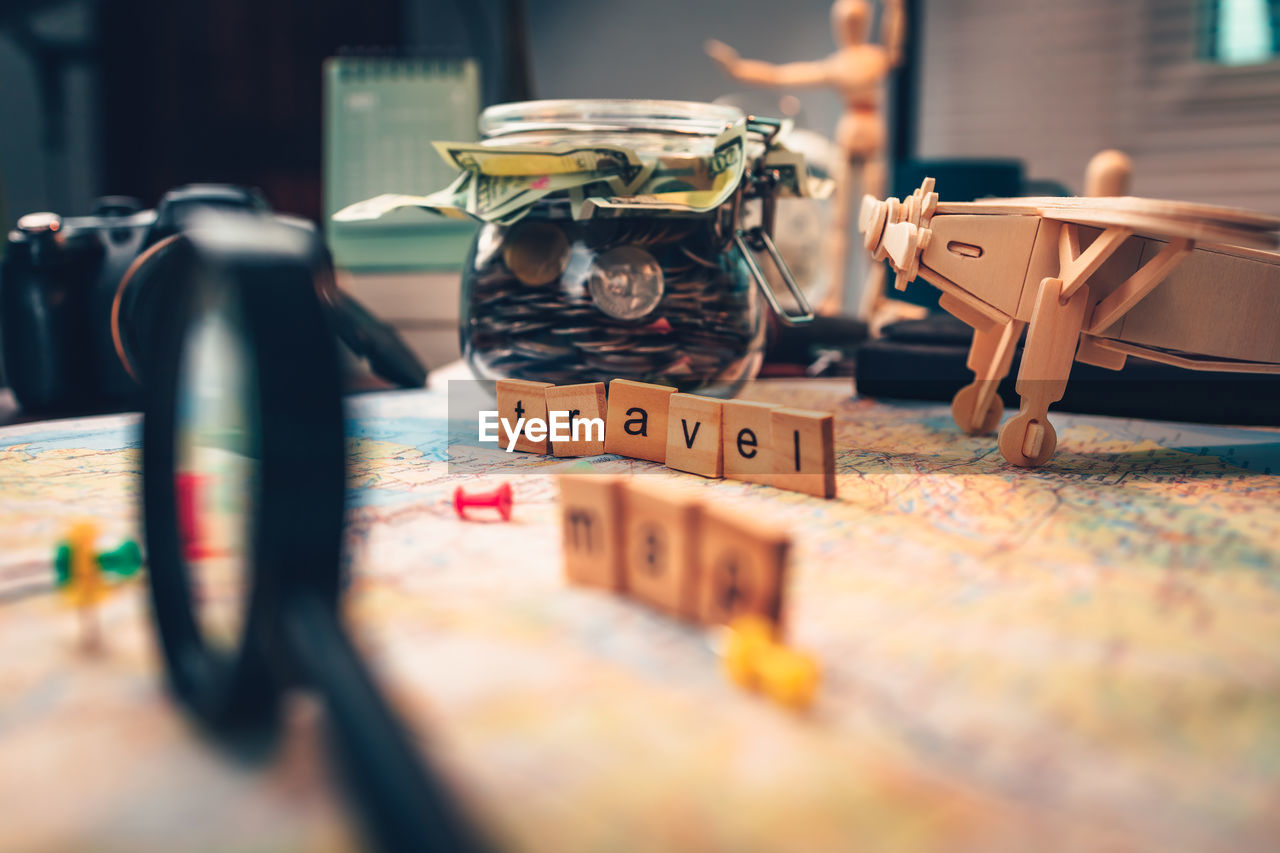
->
332, 117, 830, 226
763, 149, 836, 201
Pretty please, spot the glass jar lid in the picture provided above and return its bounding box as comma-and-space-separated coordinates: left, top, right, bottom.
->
480, 98, 746, 139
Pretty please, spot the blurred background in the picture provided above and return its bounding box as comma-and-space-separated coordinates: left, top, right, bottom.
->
1, 0, 1278, 370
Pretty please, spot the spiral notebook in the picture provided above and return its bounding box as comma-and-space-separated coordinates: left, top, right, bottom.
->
323, 57, 480, 271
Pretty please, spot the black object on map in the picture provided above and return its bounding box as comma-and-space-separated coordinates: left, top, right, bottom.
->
141, 212, 485, 853
856, 315, 1280, 427
1, 184, 424, 414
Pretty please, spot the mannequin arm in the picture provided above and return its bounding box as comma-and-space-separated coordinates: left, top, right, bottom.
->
706, 39, 831, 88
881, 0, 906, 68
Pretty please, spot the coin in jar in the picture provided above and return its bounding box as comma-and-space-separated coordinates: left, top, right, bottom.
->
586, 354, 658, 372
492, 299, 539, 313
573, 337, 633, 353
502, 221, 571, 286
503, 320, 553, 335
511, 340, 576, 360
628, 341, 678, 355
587, 245, 665, 321
548, 325, 603, 337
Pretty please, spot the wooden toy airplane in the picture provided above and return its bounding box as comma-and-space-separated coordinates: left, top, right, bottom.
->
859, 179, 1280, 467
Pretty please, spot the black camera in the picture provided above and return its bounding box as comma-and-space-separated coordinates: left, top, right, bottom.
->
2, 184, 424, 413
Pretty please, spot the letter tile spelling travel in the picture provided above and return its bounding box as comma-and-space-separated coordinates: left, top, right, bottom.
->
721, 399, 778, 485
770, 408, 836, 498
495, 379, 553, 453
546, 382, 607, 457
665, 394, 724, 478
603, 379, 677, 463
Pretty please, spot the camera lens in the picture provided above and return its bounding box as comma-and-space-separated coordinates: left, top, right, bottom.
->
112, 235, 194, 387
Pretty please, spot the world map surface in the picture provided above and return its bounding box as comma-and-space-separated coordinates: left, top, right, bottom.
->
2, 376, 1279, 851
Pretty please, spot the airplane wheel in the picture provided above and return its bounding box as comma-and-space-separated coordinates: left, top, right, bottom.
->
951, 383, 1003, 435
998, 413, 1057, 467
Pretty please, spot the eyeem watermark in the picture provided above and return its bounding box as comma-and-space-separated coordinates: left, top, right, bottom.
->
478, 410, 605, 452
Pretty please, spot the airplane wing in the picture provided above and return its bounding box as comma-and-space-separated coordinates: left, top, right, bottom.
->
943, 196, 1280, 251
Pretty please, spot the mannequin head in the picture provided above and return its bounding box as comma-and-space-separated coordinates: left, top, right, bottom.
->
1084, 149, 1133, 197
831, 0, 871, 46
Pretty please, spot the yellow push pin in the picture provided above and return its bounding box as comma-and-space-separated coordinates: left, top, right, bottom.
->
756, 644, 821, 711
723, 615, 776, 689
722, 615, 822, 711
53, 521, 142, 654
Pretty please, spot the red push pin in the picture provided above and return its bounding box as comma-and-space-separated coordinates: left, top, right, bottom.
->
453, 482, 514, 522
176, 472, 215, 559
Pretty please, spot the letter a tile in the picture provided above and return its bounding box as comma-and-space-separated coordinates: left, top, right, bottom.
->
603, 379, 676, 463
622, 481, 702, 619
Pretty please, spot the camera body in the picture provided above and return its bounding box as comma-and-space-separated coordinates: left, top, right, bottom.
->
1, 185, 306, 412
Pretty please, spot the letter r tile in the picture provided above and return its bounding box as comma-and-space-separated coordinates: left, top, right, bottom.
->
546, 382, 607, 457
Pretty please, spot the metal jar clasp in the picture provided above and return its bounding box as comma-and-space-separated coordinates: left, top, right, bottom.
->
731, 156, 815, 326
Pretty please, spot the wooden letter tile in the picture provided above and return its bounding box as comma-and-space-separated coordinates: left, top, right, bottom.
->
558, 475, 625, 590
495, 379, 553, 453
697, 504, 789, 631
545, 382, 607, 457
603, 379, 677, 463
665, 394, 724, 478
721, 400, 778, 485
771, 409, 836, 498
622, 481, 702, 619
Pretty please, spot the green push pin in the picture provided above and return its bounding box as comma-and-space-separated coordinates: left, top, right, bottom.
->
98, 540, 143, 578
53, 539, 142, 587
54, 544, 72, 588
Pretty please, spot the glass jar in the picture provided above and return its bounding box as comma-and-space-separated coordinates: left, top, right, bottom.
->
459, 99, 812, 397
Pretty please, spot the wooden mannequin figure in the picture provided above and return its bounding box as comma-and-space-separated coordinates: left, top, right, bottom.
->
706, 0, 905, 315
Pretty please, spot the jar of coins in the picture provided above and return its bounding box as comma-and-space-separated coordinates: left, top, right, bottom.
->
457, 99, 815, 395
